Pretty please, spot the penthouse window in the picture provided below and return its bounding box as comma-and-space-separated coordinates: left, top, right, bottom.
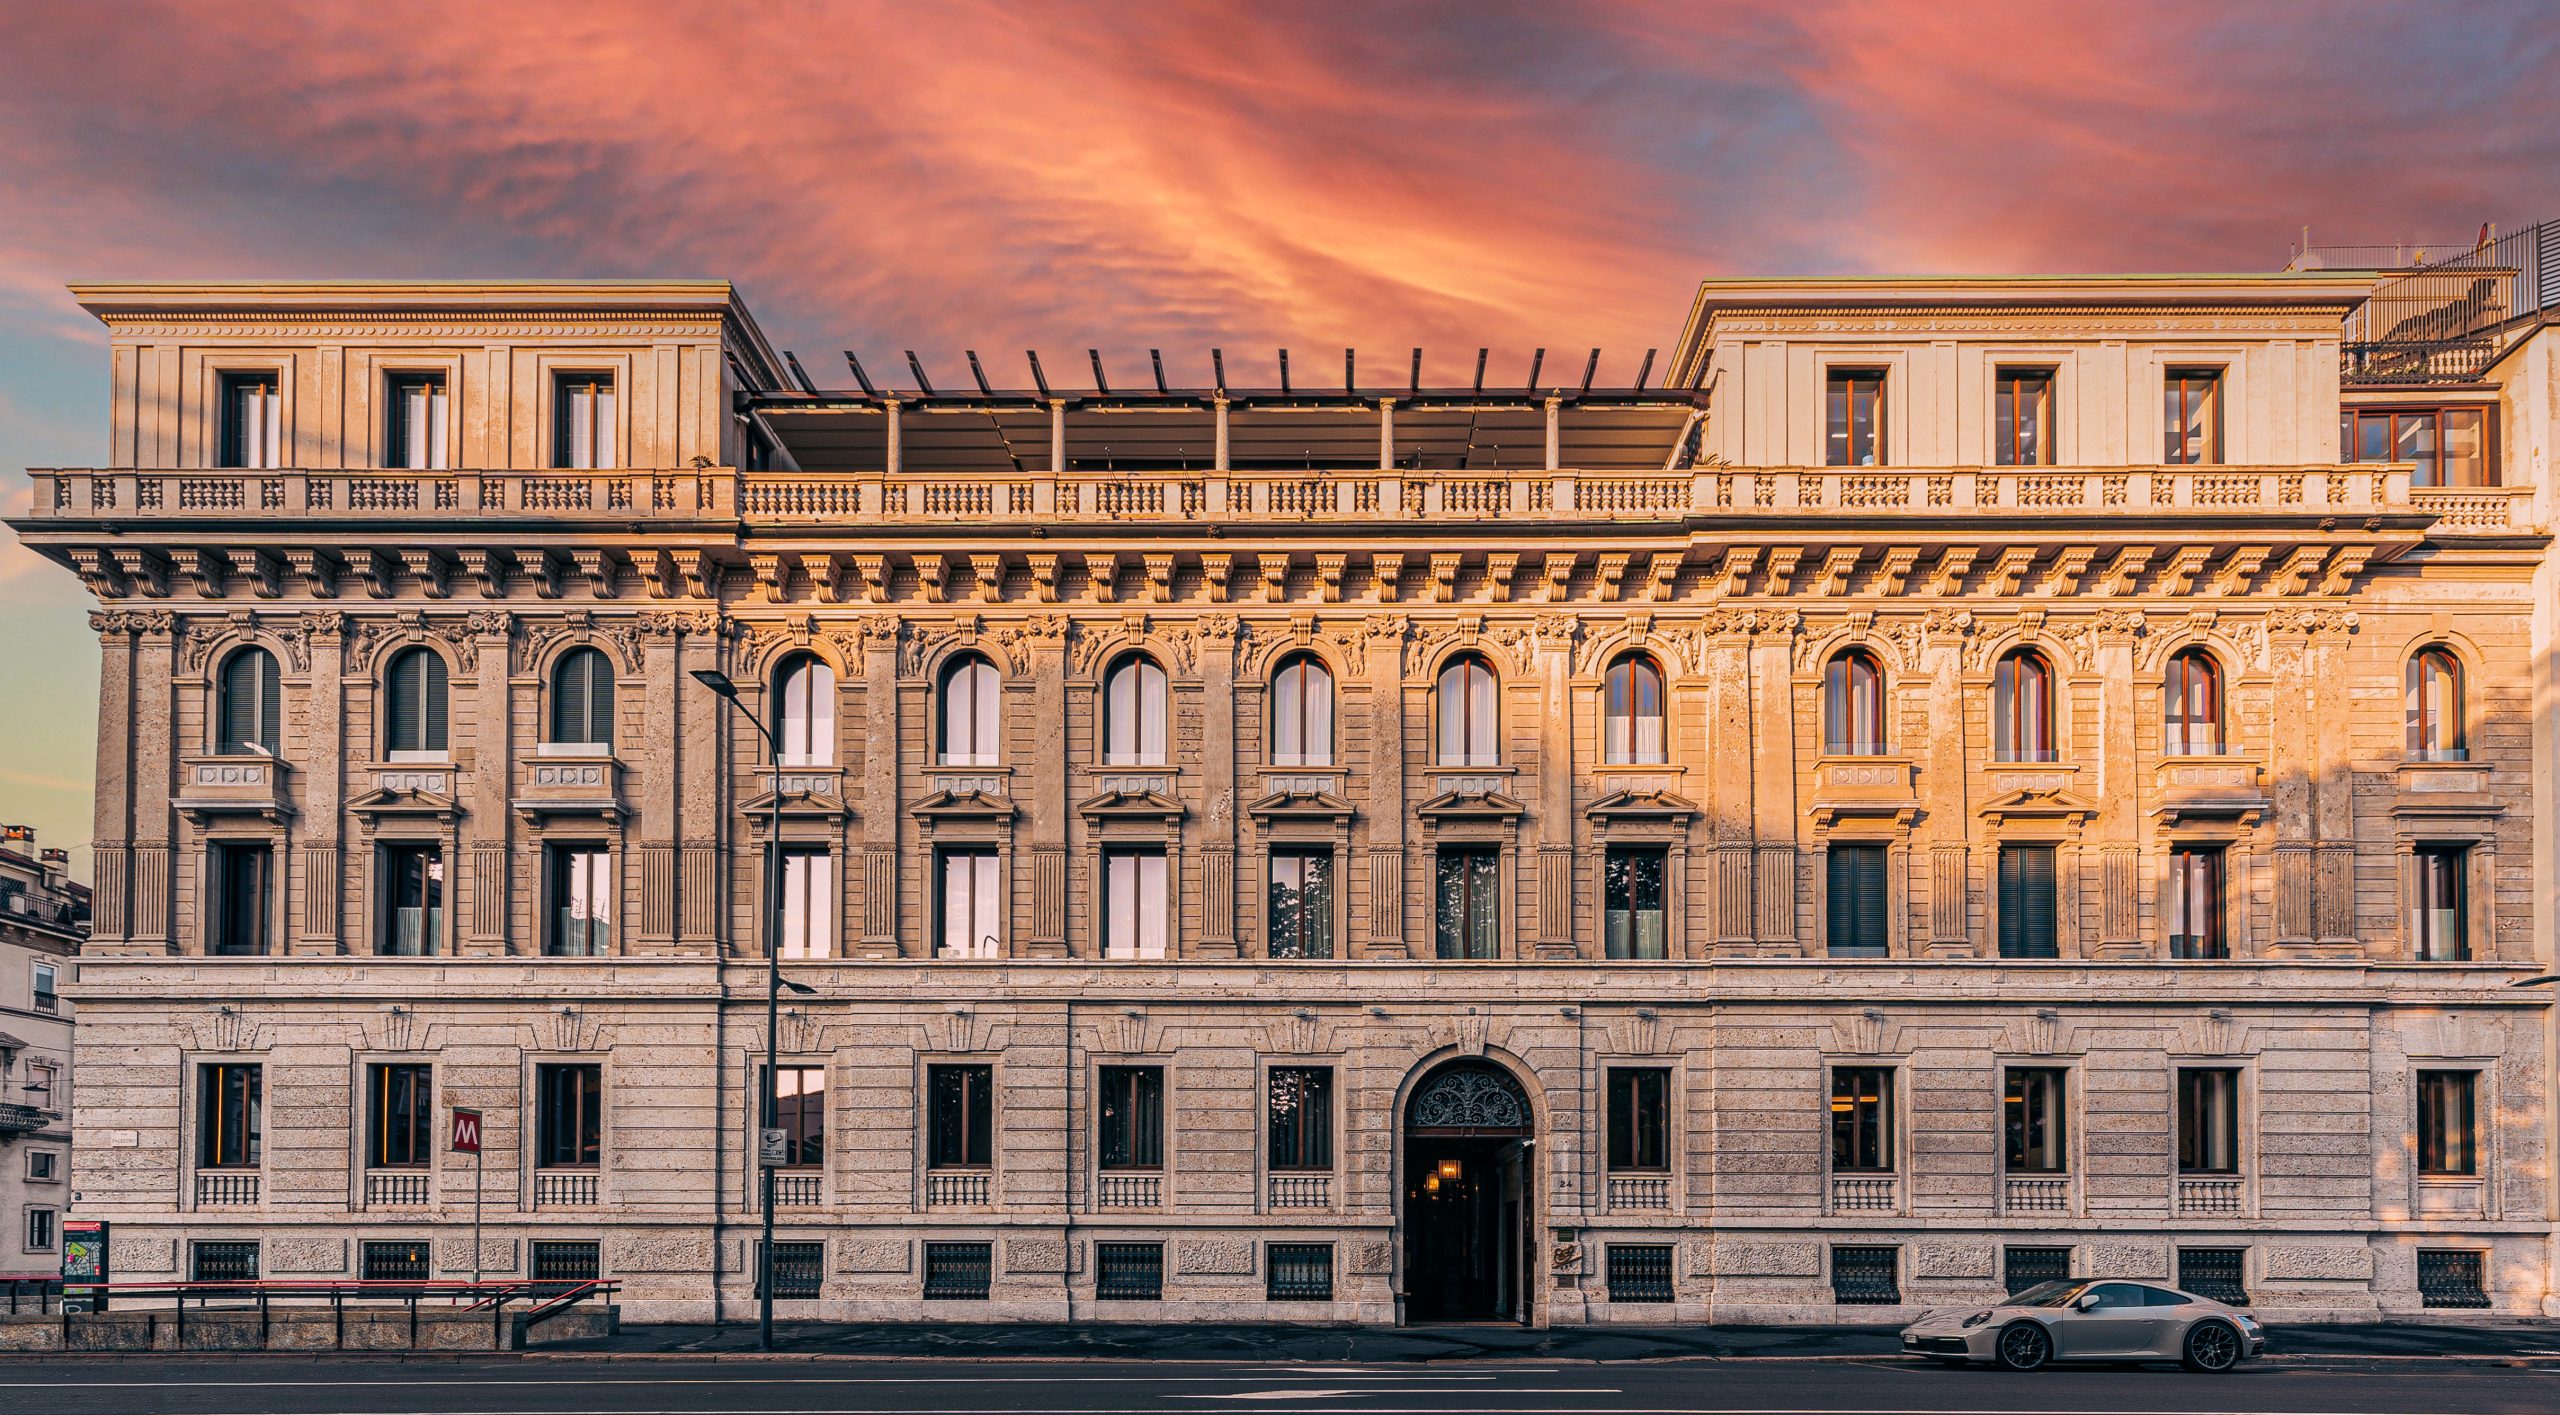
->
549, 648, 615, 752
1992, 649, 2055, 762
217, 647, 282, 756
1103, 654, 1169, 766
1602, 653, 1666, 764
384, 372, 449, 470
1994, 369, 2055, 466
2163, 368, 2223, 465
2343, 406, 2494, 488
1823, 649, 1886, 756
1268, 653, 1334, 767
1435, 654, 1498, 765
773, 654, 836, 767
2162, 648, 2222, 756
220, 371, 283, 470
937, 654, 1000, 766
552, 373, 616, 469
382, 646, 450, 760
1825, 369, 1885, 466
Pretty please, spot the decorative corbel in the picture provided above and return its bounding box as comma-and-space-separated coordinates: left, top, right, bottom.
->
2267, 545, 2327, 596
851, 553, 890, 604
1984, 546, 2037, 596
1594, 552, 1631, 602
283, 548, 338, 599
1542, 550, 1579, 602
1713, 547, 1759, 599
2094, 546, 2152, 597
399, 549, 453, 599
67, 548, 127, 598
351, 550, 395, 600
516, 548, 562, 599
2033, 546, 2096, 597
2317, 545, 2373, 596
111, 548, 171, 598
1923, 546, 1976, 598
1810, 546, 1860, 596
1084, 551, 1118, 604
804, 552, 845, 604
1199, 552, 1233, 603
1143, 553, 1175, 604
915, 553, 952, 603
1258, 552, 1290, 604
1026, 552, 1061, 604
233, 548, 282, 599
1370, 551, 1405, 603
1873, 547, 1920, 596
1760, 546, 1803, 596
1485, 552, 1520, 603
2208, 545, 2271, 596
749, 552, 789, 604
1430, 553, 1462, 603
1646, 549, 1682, 602
464, 549, 508, 599
1316, 553, 1346, 603
184, 549, 228, 599
571, 549, 618, 599
971, 553, 1007, 604
2155, 546, 2211, 596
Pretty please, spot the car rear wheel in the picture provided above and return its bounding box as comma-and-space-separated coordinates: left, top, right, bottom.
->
2181, 1320, 2242, 1373
1995, 1321, 2051, 1372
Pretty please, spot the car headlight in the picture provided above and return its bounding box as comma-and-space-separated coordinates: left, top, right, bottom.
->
1961, 1310, 1995, 1328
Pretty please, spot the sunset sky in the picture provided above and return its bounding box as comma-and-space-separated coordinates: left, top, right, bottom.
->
3, 0, 2557, 870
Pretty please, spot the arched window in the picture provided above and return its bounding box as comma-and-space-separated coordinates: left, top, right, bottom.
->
773, 653, 836, 767
1436, 654, 1499, 766
1103, 654, 1168, 766
549, 647, 615, 749
2407, 647, 2465, 761
1269, 653, 1334, 767
938, 653, 1000, 766
217, 646, 281, 756
1991, 649, 2055, 763
2162, 648, 2222, 756
1823, 648, 1886, 756
1602, 653, 1666, 764
383, 646, 449, 759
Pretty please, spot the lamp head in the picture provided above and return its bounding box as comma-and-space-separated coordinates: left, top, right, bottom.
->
690, 669, 740, 700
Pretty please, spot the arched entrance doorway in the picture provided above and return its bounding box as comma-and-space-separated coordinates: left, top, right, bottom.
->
1401, 1059, 1534, 1323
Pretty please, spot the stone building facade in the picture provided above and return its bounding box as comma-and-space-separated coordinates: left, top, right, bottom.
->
9, 271, 2557, 1321
0, 826, 83, 1276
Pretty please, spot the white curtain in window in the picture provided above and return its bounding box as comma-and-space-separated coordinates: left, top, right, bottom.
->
1271, 657, 1333, 766
780, 851, 832, 960
402, 380, 449, 470
1106, 853, 1167, 959
235, 379, 281, 469
779, 658, 836, 766
941, 658, 1000, 765
1105, 658, 1167, 765
1438, 659, 1497, 765
565, 379, 617, 469
939, 852, 1000, 958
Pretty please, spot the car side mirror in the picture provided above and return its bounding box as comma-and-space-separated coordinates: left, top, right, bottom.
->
2073, 1293, 2100, 1311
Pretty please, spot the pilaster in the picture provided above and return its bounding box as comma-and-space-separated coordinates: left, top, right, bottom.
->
128, 610, 178, 952
1195, 613, 1240, 958
293, 611, 346, 954
860, 615, 903, 957
1025, 616, 1070, 957
87, 611, 138, 950
463, 610, 513, 955
1361, 615, 1408, 958
2091, 612, 2143, 958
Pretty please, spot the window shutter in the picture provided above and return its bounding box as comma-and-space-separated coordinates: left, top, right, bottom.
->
1999, 846, 2057, 957
589, 653, 613, 745
554, 652, 588, 743
421, 651, 449, 752
386, 650, 419, 752
258, 649, 280, 751
219, 651, 255, 752
1855, 847, 1886, 946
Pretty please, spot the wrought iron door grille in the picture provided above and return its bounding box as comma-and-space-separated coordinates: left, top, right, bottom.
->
190, 1241, 260, 1283
531, 1241, 601, 1284
360, 1241, 430, 1282
1095, 1242, 1165, 1301
1266, 1243, 1334, 1301
2004, 1245, 2072, 1295
759, 1241, 824, 1299
923, 1241, 992, 1300
2418, 1250, 2489, 1308
2177, 1247, 2249, 1306
1605, 1244, 1675, 1303
1830, 1245, 1901, 1305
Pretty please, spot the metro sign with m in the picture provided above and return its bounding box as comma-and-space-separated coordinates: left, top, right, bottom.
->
450, 1107, 483, 1154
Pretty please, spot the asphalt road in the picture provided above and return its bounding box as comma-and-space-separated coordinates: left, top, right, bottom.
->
1, 1355, 2556, 1415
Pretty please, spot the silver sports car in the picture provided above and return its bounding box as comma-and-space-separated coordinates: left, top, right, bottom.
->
1900, 1278, 2264, 1372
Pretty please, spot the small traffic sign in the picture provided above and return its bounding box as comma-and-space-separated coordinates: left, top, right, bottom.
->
450, 1107, 483, 1154
759, 1127, 790, 1165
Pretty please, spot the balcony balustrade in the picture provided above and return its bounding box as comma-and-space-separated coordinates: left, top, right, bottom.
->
2176, 1177, 2247, 1216
2003, 1176, 2074, 1214
1607, 1175, 1673, 1211
1095, 1172, 1162, 1209
1267, 1173, 1333, 1209
925, 1170, 991, 1207
1829, 1174, 1899, 1214
533, 1170, 600, 1208
363, 1170, 432, 1208
771, 1170, 825, 1207
194, 1171, 260, 1207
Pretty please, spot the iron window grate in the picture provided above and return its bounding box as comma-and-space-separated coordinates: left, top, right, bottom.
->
2177, 1247, 2249, 1306
360, 1240, 430, 1282
1096, 1242, 1165, 1301
2004, 1245, 2072, 1296
190, 1240, 260, 1283
1831, 1245, 1901, 1305
531, 1241, 601, 1284
924, 1241, 992, 1300
2418, 1250, 2489, 1309
1605, 1244, 1675, 1304
759, 1241, 823, 1300
1266, 1243, 1334, 1302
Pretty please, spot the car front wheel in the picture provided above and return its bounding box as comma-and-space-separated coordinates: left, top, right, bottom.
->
1995, 1321, 2052, 1372
2181, 1321, 2242, 1373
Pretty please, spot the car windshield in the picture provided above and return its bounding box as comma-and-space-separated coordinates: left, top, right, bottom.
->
2007, 1280, 2087, 1307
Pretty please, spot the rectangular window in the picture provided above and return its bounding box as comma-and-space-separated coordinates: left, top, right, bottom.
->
25, 1208, 56, 1252
935, 848, 999, 959
2163, 368, 2223, 465
531, 1240, 601, 1285
769, 1064, 826, 1168
2179, 1247, 2250, 1306
2004, 1067, 2068, 1173
1267, 849, 1334, 960
546, 845, 612, 958
2417, 1071, 2477, 1176
210, 841, 273, 956
774, 847, 833, 961
2177, 1068, 2241, 1175
760, 1240, 823, 1299
2412, 846, 2469, 961
1267, 1066, 1334, 1171
368, 1062, 433, 1169
1605, 1244, 1675, 1303
1606, 1067, 1670, 1172
28, 1151, 59, 1182
384, 373, 449, 470
191, 1240, 260, 1283
927, 1063, 995, 1169
2417, 1250, 2489, 1308
378, 843, 445, 957
1830, 1245, 1901, 1305
1267, 1242, 1334, 1301
536, 1063, 602, 1169
27, 1062, 58, 1114
1825, 369, 1885, 466
1095, 1241, 1164, 1301
553, 373, 617, 469
1103, 850, 1167, 960
1994, 369, 2055, 466
197, 1062, 262, 1169
2004, 1245, 2072, 1295
922, 1241, 992, 1300
2167, 846, 2225, 959
1097, 1065, 1164, 1170
2343, 407, 2495, 488
31, 961, 59, 1014
1996, 845, 2059, 959
1434, 847, 1500, 960
1603, 848, 1668, 960
362, 1240, 430, 1282
220, 372, 282, 469
1830, 1066, 1894, 1173
1825, 844, 1889, 957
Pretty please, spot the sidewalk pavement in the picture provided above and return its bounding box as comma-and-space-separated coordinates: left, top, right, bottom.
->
543, 1318, 2560, 1362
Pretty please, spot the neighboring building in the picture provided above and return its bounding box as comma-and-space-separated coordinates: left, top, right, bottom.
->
6, 249, 2556, 1323
0, 826, 83, 1276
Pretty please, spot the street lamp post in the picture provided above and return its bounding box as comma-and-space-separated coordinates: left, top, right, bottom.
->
691, 668, 810, 1351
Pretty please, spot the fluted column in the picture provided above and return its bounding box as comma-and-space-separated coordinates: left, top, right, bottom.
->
1025, 616, 1069, 957
1532, 613, 1580, 959
1195, 613, 1241, 957
128, 610, 178, 952
859, 615, 903, 957
1749, 612, 1802, 952
1917, 612, 1974, 957
86, 611, 138, 951
464, 611, 514, 956
1362, 615, 1409, 958
2092, 611, 2143, 958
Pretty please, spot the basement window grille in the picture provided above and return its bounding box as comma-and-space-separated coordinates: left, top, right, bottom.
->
190, 1240, 261, 1284
361, 1240, 430, 1282
2004, 1245, 2073, 1295
758, 1241, 823, 1300
1605, 1244, 1675, 1304
2177, 1247, 2250, 1306
1095, 1242, 1165, 1301
2418, 1250, 2489, 1309
531, 1241, 601, 1285
923, 1241, 991, 1300
1266, 1243, 1334, 1302
1831, 1245, 1901, 1305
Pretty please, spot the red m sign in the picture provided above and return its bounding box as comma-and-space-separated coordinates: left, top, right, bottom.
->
450, 1107, 482, 1154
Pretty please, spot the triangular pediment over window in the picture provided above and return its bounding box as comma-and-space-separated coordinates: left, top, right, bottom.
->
1585, 788, 1698, 826
1246, 788, 1357, 825
740, 786, 854, 822
1075, 787, 1186, 825
910, 787, 1018, 823
1416, 788, 1527, 823
1978, 787, 2098, 829
347, 784, 460, 824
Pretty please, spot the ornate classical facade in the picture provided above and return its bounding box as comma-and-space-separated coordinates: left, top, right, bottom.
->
9, 271, 2557, 1321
